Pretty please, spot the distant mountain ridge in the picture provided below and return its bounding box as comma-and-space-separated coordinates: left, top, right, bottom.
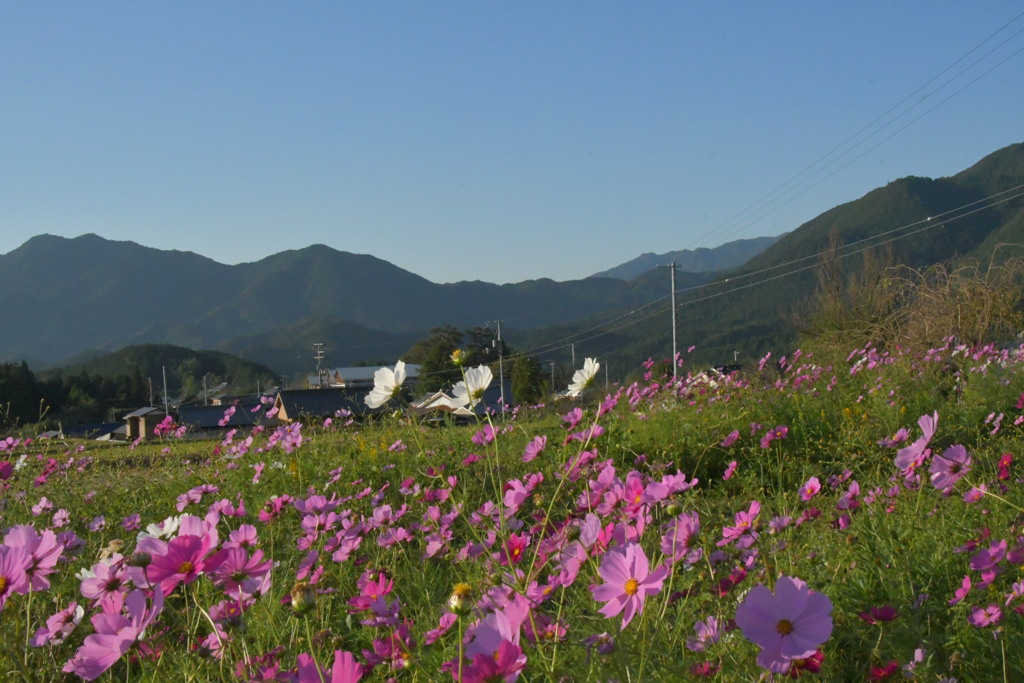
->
3, 141, 1023, 377
589, 235, 782, 280
574, 141, 1024, 371
0, 233, 715, 368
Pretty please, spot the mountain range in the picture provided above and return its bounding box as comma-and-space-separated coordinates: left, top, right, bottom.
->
589, 235, 782, 280
3, 141, 1023, 378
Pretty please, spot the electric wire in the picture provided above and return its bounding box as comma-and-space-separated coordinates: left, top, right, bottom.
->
680, 10, 1024, 252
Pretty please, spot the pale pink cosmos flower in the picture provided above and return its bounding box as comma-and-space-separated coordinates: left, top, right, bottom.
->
686, 616, 721, 652
735, 576, 833, 673
0, 545, 30, 609
661, 511, 701, 566
4, 524, 64, 591
929, 445, 971, 490
63, 588, 164, 681
31, 601, 84, 646
894, 411, 938, 472
590, 543, 668, 629
968, 604, 1001, 627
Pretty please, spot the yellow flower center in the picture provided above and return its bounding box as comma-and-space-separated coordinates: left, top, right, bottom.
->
178, 561, 195, 574
776, 619, 794, 635
0, 576, 7, 593
624, 578, 639, 596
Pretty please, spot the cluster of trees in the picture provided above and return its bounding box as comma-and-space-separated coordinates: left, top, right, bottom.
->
0, 361, 148, 430
0, 345, 281, 433
402, 325, 547, 405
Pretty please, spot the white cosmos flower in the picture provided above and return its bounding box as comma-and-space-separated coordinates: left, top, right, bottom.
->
567, 357, 600, 397
365, 360, 408, 409
452, 364, 494, 408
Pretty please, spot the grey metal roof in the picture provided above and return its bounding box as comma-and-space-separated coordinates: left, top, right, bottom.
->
177, 404, 270, 429
276, 388, 369, 419
124, 406, 163, 419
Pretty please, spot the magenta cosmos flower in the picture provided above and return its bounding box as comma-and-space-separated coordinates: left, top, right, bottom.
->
591, 543, 668, 629
735, 576, 833, 672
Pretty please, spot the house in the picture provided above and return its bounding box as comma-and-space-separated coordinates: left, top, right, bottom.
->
306, 365, 422, 390
123, 406, 168, 441
177, 403, 274, 435
273, 388, 369, 423
409, 391, 474, 417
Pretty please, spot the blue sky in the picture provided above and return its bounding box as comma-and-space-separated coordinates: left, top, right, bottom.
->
2, 3, 1022, 284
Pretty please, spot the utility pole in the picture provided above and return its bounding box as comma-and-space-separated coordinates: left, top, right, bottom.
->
148, 378, 153, 407
571, 343, 576, 367
734, 350, 739, 363
495, 321, 505, 410
549, 361, 556, 393
313, 343, 326, 388
162, 365, 169, 417
658, 262, 678, 382
203, 374, 209, 406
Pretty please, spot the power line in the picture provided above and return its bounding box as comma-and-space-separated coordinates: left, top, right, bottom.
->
506, 186, 1024, 362
681, 9, 1024, 253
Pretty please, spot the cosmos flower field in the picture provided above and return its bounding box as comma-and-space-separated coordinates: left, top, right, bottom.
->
2, 338, 1024, 681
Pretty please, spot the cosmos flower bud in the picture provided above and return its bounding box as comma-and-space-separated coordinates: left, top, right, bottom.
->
565, 525, 581, 542
451, 349, 466, 366
448, 582, 473, 616
666, 502, 683, 516
126, 552, 152, 568
291, 581, 316, 614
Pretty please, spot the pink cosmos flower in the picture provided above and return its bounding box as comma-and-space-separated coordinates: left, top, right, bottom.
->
80, 556, 130, 606
968, 604, 1002, 627
799, 477, 821, 501
461, 640, 526, 682
500, 533, 531, 566
963, 485, 986, 503
717, 500, 761, 548
0, 545, 30, 609
146, 532, 224, 596
4, 524, 64, 591
686, 616, 721, 652
296, 650, 364, 682
660, 511, 701, 566
464, 593, 530, 661
522, 436, 547, 463
471, 425, 496, 447
723, 461, 738, 480
929, 444, 971, 490
720, 430, 740, 448
63, 588, 164, 681
590, 543, 668, 630
734, 575, 834, 673
211, 547, 273, 599
949, 575, 971, 605
31, 601, 85, 646
894, 411, 938, 472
